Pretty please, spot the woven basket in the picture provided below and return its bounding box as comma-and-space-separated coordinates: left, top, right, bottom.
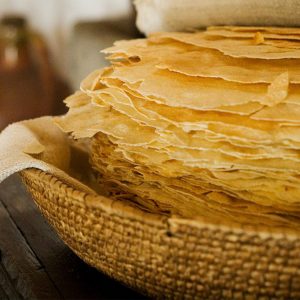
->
20, 168, 300, 299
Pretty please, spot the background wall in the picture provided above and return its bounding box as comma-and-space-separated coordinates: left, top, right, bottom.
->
0, 0, 132, 74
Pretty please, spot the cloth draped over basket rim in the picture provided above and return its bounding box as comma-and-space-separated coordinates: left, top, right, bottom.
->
0, 116, 299, 238
0, 117, 95, 194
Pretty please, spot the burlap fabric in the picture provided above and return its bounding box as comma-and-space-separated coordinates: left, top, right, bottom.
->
134, 0, 300, 35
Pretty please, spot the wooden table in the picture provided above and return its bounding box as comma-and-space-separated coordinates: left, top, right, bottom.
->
0, 175, 146, 299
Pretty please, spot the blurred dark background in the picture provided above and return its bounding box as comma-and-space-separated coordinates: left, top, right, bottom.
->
0, 0, 139, 130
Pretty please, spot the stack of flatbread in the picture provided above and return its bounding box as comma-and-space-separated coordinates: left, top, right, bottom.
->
56, 26, 300, 227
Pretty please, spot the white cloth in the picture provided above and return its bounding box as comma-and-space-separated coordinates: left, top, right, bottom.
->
134, 0, 300, 35
0, 116, 95, 194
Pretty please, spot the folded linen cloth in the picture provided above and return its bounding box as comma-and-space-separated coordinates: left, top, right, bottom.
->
134, 0, 300, 35
0, 117, 95, 194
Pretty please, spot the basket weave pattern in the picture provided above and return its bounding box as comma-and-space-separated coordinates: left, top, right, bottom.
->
21, 168, 300, 299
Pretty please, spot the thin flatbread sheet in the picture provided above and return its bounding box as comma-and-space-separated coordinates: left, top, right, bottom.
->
156, 50, 300, 84
206, 27, 300, 41
149, 32, 300, 59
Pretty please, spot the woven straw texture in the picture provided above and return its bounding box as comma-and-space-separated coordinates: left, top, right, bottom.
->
20, 168, 300, 299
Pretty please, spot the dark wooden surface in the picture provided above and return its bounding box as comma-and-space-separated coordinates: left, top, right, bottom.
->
0, 175, 146, 300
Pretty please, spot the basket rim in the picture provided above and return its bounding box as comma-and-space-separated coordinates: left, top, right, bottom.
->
21, 168, 300, 240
